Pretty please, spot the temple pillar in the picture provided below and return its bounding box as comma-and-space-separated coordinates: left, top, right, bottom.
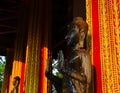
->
24, 0, 51, 93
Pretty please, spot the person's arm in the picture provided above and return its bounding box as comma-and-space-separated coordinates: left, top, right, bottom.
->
45, 71, 62, 93
45, 71, 62, 84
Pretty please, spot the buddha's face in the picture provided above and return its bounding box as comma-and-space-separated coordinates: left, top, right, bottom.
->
65, 23, 79, 46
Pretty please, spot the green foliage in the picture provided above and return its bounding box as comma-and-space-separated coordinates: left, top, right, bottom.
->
0, 63, 5, 82
0, 56, 6, 93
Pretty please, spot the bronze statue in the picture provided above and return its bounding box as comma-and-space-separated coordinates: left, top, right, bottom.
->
46, 17, 91, 93
58, 17, 91, 93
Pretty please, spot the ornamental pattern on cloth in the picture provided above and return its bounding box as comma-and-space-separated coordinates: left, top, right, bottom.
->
86, 0, 120, 92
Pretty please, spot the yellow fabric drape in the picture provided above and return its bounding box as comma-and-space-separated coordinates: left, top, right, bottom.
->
86, 0, 120, 92
24, 0, 50, 93
9, 27, 26, 93
9, 5, 28, 93
24, 0, 42, 91
99, 0, 120, 92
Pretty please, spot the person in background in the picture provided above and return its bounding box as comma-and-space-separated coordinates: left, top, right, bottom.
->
11, 76, 20, 93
